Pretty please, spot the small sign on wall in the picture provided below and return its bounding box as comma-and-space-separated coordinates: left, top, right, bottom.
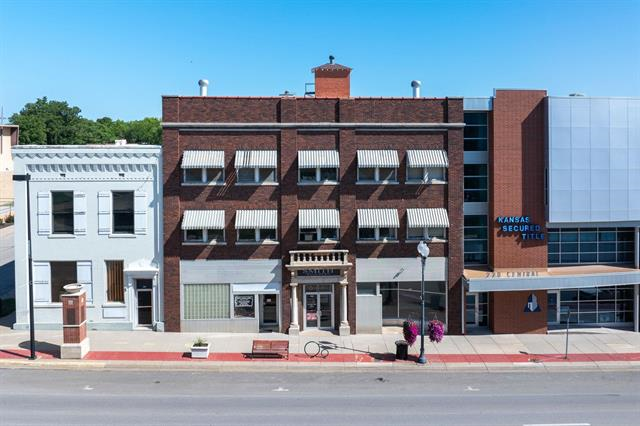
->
234, 295, 254, 308
524, 293, 541, 313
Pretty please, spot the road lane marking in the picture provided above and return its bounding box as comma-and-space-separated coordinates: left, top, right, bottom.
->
523, 423, 590, 426
272, 386, 289, 392
465, 386, 479, 391
83, 385, 94, 391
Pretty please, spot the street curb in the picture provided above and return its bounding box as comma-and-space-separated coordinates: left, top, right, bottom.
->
2, 358, 640, 373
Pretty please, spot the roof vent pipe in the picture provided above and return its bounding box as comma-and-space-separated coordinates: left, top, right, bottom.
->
198, 79, 209, 96
411, 80, 422, 98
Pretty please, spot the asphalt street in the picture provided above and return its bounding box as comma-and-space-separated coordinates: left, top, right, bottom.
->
0, 369, 638, 425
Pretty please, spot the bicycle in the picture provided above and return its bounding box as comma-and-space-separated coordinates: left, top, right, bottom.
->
303, 340, 337, 358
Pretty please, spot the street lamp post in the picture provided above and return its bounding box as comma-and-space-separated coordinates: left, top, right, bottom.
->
13, 173, 36, 360
417, 240, 430, 365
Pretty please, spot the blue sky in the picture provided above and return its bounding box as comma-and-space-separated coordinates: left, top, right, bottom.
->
1, 0, 639, 121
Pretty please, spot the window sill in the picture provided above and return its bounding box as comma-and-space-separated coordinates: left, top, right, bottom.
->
182, 242, 227, 246
405, 238, 448, 244
297, 240, 340, 245
405, 180, 448, 185
34, 303, 63, 308
102, 302, 126, 307
356, 240, 399, 244
181, 182, 225, 187
356, 181, 399, 185
108, 234, 137, 239
48, 234, 76, 239
297, 181, 339, 186
236, 241, 280, 246
234, 182, 279, 186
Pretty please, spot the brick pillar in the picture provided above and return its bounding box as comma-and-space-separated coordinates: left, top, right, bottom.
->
60, 289, 89, 359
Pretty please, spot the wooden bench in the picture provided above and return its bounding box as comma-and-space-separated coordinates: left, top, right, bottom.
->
251, 340, 289, 359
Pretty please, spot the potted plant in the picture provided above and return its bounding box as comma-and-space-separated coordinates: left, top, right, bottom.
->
396, 320, 419, 360
427, 319, 445, 343
190, 337, 210, 359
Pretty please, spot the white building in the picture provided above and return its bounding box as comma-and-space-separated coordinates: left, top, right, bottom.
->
12, 144, 163, 331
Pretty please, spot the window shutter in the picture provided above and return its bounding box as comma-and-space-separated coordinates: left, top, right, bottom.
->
36, 192, 51, 236
76, 261, 93, 302
134, 191, 148, 235
32, 261, 51, 302
73, 192, 87, 235
97, 191, 111, 235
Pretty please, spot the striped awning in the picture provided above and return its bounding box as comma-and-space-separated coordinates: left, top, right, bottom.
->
406, 150, 449, 168
357, 150, 399, 168
298, 150, 340, 168
182, 210, 225, 230
406, 208, 450, 228
299, 209, 340, 228
235, 210, 278, 229
182, 151, 225, 168
357, 209, 400, 228
234, 150, 277, 168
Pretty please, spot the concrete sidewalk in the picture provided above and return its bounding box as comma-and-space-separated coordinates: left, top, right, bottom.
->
1, 320, 640, 370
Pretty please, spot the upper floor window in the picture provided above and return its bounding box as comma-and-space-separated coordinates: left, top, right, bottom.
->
298, 150, 340, 184
235, 150, 277, 185
406, 208, 450, 242
406, 150, 449, 184
357, 208, 399, 242
464, 112, 488, 152
184, 228, 225, 243
112, 191, 134, 234
182, 210, 225, 244
52, 191, 74, 234
464, 164, 488, 202
235, 210, 278, 243
181, 151, 225, 185
356, 150, 399, 184
298, 209, 340, 242
407, 227, 447, 241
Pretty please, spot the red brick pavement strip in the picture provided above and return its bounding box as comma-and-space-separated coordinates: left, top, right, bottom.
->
2, 349, 640, 363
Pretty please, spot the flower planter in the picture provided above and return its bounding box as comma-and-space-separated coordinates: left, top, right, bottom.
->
190, 343, 210, 359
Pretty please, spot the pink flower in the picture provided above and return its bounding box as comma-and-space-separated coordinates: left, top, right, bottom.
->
427, 320, 445, 343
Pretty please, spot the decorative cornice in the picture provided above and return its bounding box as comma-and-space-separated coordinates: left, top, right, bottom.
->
26, 163, 154, 173
13, 151, 160, 160
162, 122, 466, 131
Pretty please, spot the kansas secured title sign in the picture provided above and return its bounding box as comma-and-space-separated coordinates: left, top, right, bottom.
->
496, 216, 545, 241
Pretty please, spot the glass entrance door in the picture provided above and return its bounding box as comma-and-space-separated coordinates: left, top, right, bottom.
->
304, 285, 333, 330
136, 279, 153, 327
547, 290, 560, 324
260, 294, 278, 331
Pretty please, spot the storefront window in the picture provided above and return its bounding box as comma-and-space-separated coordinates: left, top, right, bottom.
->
379, 281, 446, 325
558, 285, 633, 325
233, 295, 255, 318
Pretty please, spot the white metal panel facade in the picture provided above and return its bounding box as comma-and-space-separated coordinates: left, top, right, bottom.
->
356, 257, 447, 282
548, 96, 640, 224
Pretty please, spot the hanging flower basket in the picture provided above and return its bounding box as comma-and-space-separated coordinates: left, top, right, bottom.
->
427, 320, 445, 343
402, 320, 419, 347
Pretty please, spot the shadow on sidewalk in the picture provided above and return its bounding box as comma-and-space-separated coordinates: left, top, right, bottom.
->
18, 340, 60, 358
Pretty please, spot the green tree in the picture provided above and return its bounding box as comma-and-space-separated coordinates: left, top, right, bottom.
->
10, 97, 162, 145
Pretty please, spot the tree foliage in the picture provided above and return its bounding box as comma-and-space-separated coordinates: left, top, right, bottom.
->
10, 97, 161, 145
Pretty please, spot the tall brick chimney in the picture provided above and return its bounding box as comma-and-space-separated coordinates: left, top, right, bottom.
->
312, 55, 352, 98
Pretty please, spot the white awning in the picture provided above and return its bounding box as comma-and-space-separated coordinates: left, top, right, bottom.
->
357, 209, 399, 228
357, 150, 399, 168
235, 210, 278, 229
235, 150, 277, 168
182, 150, 225, 168
182, 210, 225, 230
232, 283, 280, 294
357, 257, 447, 282
299, 209, 340, 228
406, 150, 449, 168
298, 150, 340, 168
407, 208, 450, 228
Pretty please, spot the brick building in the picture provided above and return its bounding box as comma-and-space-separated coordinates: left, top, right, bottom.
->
162, 58, 465, 335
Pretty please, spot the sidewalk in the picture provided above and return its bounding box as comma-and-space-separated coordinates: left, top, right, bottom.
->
1, 321, 640, 370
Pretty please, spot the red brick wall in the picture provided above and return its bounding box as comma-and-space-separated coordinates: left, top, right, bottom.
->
489, 90, 548, 270
162, 96, 464, 334
489, 290, 547, 334
315, 70, 350, 98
